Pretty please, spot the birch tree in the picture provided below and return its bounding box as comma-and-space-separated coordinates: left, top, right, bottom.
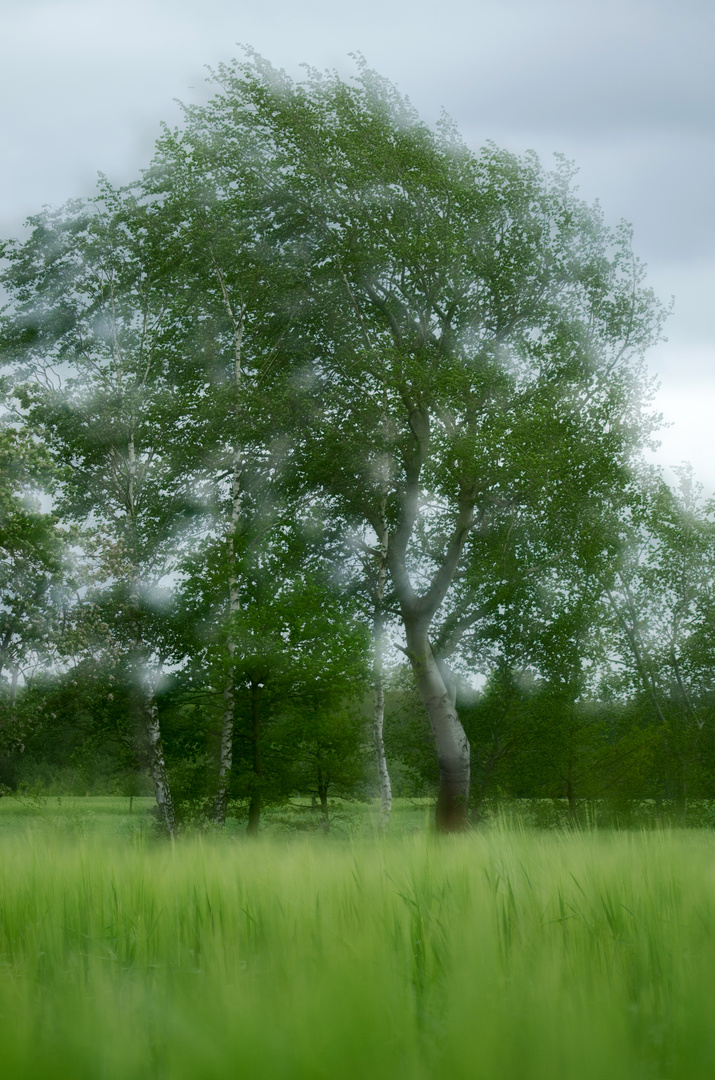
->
177, 56, 664, 829
0, 54, 668, 829
141, 120, 307, 824
0, 190, 210, 833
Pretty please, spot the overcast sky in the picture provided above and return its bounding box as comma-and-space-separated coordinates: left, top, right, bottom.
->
2, 0, 713, 491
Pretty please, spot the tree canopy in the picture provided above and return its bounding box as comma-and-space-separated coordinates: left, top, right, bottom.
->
3, 54, 708, 833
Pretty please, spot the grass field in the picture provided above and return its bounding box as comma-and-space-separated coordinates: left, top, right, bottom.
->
1, 798, 715, 1078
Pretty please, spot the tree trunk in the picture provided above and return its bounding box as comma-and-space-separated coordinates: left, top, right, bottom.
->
246, 680, 262, 835
405, 622, 470, 831
372, 511, 392, 830
123, 459, 177, 837
214, 449, 242, 825
469, 746, 502, 826
213, 671, 235, 825
373, 670, 392, 831
383, 414, 475, 833
145, 695, 176, 837
213, 269, 244, 827
9, 665, 19, 705
247, 792, 261, 833
673, 770, 687, 820
317, 764, 330, 833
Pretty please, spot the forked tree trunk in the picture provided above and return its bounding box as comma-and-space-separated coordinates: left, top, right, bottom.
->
381, 412, 475, 831
246, 680, 263, 835
145, 695, 176, 837
405, 622, 470, 832
372, 511, 392, 830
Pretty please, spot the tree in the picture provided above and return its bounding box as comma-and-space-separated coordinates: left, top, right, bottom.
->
171, 55, 664, 829
174, 504, 370, 832
140, 117, 311, 825
597, 466, 715, 809
0, 190, 211, 833
0, 54, 669, 830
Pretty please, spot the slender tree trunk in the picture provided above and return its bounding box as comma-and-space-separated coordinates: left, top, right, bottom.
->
405, 620, 470, 831
317, 763, 330, 833
673, 766, 687, 819
213, 431, 242, 826
9, 666, 19, 706
126, 561, 177, 837
319, 791, 329, 831
246, 794, 261, 833
373, 668, 391, 830
372, 509, 392, 830
213, 277, 245, 826
565, 776, 578, 825
122, 431, 179, 837
145, 695, 176, 837
246, 680, 262, 835
469, 746, 502, 826
213, 668, 235, 825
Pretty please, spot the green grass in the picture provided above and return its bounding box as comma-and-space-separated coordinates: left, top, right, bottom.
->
1, 799, 715, 1078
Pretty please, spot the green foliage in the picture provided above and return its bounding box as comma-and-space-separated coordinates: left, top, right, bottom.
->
1, 662, 144, 795
1, 52, 711, 823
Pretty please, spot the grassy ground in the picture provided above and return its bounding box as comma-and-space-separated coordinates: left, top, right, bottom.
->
0, 793, 437, 839
1, 798, 715, 1078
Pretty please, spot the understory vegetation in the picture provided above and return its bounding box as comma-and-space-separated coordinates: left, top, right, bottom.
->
1, 802, 715, 1079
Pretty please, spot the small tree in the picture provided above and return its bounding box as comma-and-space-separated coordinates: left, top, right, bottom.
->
1, 191, 210, 833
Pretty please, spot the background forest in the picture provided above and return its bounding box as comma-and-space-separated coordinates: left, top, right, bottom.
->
2, 56, 714, 834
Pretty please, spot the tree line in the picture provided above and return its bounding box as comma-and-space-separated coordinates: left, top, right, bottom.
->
1, 55, 713, 833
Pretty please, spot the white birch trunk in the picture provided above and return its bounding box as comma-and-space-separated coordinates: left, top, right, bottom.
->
246, 680, 263, 834
122, 431, 178, 837
372, 510, 392, 831
213, 670, 235, 824
373, 671, 392, 831
145, 693, 176, 837
213, 446, 242, 825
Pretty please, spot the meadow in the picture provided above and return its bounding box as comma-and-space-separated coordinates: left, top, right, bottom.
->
1, 798, 715, 1078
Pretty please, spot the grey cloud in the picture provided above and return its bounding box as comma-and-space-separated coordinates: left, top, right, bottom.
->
1, 0, 713, 486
